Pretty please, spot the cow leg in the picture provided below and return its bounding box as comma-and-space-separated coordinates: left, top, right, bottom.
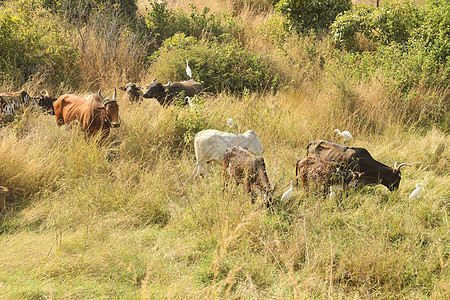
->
0, 196, 5, 214
301, 177, 309, 196
193, 163, 200, 180
246, 182, 257, 204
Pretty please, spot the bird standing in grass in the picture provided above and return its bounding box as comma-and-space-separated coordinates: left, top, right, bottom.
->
329, 186, 336, 200
334, 129, 353, 144
280, 181, 293, 202
186, 60, 192, 79
227, 118, 234, 128
409, 183, 423, 199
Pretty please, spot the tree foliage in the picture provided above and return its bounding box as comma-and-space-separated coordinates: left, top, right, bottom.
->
0, 0, 79, 87
150, 34, 278, 94
276, 0, 352, 34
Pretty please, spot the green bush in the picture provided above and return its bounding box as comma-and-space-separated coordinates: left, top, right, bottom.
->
276, 0, 352, 35
331, 1, 419, 48
144, 1, 241, 48
0, 0, 79, 88
150, 34, 279, 95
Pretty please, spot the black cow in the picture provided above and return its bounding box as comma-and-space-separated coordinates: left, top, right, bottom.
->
143, 78, 203, 106
307, 140, 410, 191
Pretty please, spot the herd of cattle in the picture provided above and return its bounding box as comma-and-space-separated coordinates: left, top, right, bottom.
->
0, 81, 411, 213
193, 129, 411, 207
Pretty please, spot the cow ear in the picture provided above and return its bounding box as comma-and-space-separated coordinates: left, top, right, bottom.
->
118, 86, 126, 91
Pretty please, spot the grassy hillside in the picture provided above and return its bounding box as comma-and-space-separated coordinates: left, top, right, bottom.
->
0, 0, 449, 299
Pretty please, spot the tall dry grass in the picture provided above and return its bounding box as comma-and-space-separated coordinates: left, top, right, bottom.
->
0, 0, 449, 299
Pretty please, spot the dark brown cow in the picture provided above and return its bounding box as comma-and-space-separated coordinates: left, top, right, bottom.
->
0, 186, 8, 214
37, 90, 57, 115
143, 78, 203, 106
307, 140, 410, 191
296, 156, 363, 196
0, 91, 32, 123
53, 88, 120, 141
118, 83, 142, 103
223, 146, 274, 207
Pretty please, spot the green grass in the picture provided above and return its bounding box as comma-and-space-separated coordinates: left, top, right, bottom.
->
0, 92, 448, 299
0, 0, 448, 298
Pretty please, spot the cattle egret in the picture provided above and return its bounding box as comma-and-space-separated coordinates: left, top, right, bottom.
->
329, 186, 336, 200
186, 60, 192, 79
409, 183, 423, 199
334, 129, 353, 143
227, 118, 234, 128
186, 96, 194, 107
280, 181, 293, 202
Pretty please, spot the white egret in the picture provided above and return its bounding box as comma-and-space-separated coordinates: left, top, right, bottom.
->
329, 186, 336, 200
186, 60, 192, 79
409, 183, 423, 199
334, 129, 353, 143
186, 96, 194, 107
280, 181, 294, 202
227, 118, 234, 128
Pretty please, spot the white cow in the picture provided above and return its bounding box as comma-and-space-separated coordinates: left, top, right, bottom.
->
193, 129, 262, 179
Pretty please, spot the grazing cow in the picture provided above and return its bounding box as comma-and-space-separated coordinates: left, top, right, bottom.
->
0, 186, 8, 214
296, 156, 363, 196
0, 90, 32, 123
36, 90, 57, 115
193, 129, 263, 180
307, 140, 410, 191
143, 78, 203, 106
119, 83, 142, 103
53, 88, 120, 141
223, 146, 274, 206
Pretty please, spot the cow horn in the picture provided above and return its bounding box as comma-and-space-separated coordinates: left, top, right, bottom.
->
98, 88, 104, 102
166, 78, 172, 85
152, 77, 157, 83
113, 87, 116, 100
44, 89, 49, 96
396, 163, 411, 171
38, 90, 43, 97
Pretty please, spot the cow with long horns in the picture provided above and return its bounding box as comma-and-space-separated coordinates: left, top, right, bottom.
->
53, 88, 120, 141
306, 140, 410, 191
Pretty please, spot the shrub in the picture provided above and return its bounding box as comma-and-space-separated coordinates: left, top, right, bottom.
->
331, 1, 420, 49
0, 0, 79, 88
276, 0, 352, 35
144, 1, 242, 48
150, 34, 279, 95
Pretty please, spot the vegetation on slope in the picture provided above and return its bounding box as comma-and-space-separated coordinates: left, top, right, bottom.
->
0, 0, 449, 298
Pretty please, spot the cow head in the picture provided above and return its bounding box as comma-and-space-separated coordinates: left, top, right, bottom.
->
97, 88, 120, 128
37, 90, 56, 114
119, 83, 142, 99
143, 78, 169, 104
377, 162, 411, 191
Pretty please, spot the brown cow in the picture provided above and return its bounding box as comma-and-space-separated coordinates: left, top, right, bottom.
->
143, 78, 203, 106
307, 140, 410, 191
53, 88, 120, 141
0, 186, 8, 214
296, 156, 363, 196
118, 83, 142, 103
223, 146, 274, 207
0, 90, 32, 123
